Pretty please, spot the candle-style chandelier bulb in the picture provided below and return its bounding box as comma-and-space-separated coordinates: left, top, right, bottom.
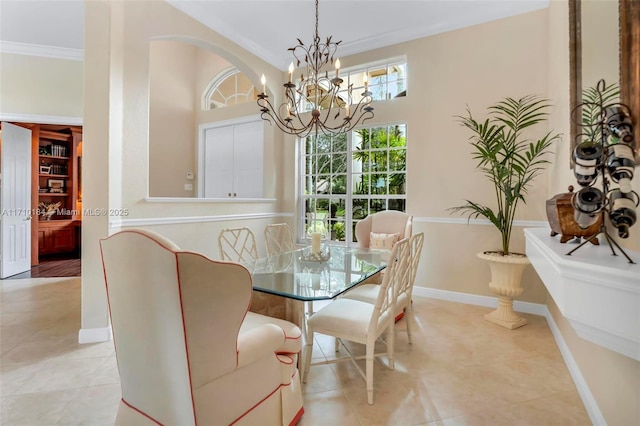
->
257, 0, 374, 138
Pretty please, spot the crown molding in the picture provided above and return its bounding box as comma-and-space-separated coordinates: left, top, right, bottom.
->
0, 41, 83, 61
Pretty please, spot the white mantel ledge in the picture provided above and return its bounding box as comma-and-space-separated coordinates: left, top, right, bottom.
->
525, 227, 640, 361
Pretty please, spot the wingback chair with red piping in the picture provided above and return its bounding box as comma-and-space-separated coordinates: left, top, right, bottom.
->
100, 228, 304, 426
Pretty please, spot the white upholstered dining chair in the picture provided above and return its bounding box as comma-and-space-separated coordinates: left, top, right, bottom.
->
342, 232, 425, 343
217, 227, 303, 345
218, 227, 259, 263
354, 210, 413, 249
100, 228, 304, 425
302, 237, 411, 405
265, 223, 295, 256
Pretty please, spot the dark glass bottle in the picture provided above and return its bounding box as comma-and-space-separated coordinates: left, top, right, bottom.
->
572, 187, 605, 229
608, 189, 638, 239
606, 143, 636, 193
605, 106, 635, 144
573, 140, 603, 186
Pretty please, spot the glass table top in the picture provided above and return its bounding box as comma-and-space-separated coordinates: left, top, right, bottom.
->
249, 246, 389, 301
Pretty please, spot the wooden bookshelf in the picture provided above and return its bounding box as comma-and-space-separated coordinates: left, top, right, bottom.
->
28, 124, 82, 264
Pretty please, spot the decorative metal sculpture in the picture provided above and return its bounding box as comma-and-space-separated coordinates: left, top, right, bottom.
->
569, 79, 638, 263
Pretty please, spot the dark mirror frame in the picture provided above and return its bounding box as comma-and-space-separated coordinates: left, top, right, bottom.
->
569, 0, 640, 166
620, 0, 639, 159
569, 0, 581, 167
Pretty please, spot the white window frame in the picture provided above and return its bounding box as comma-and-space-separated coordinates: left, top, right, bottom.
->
340, 57, 408, 102
299, 56, 407, 111
298, 122, 408, 245
202, 67, 257, 110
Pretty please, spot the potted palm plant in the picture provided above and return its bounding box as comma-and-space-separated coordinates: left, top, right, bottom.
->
450, 95, 561, 329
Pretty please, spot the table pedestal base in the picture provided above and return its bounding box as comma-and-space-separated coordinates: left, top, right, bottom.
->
250, 291, 305, 333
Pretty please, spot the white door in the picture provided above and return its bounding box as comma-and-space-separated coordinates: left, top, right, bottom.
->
200, 118, 264, 199
233, 120, 264, 198
0, 122, 32, 278
204, 125, 234, 198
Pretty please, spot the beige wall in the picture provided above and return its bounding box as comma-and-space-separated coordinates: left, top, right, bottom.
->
82, 0, 116, 335
148, 40, 198, 197
0, 53, 83, 118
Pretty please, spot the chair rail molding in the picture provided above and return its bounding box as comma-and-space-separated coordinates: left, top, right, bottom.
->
414, 216, 547, 227
524, 227, 640, 361
109, 211, 290, 229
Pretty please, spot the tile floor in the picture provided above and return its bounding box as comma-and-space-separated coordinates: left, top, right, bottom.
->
0, 277, 591, 425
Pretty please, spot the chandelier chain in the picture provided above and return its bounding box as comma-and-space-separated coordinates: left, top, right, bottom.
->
315, 0, 319, 42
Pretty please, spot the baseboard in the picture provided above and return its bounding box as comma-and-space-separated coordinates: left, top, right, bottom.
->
412, 286, 547, 315
78, 326, 112, 344
543, 310, 606, 426
413, 286, 605, 426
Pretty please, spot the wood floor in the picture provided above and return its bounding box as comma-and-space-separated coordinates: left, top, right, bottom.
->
5, 255, 81, 279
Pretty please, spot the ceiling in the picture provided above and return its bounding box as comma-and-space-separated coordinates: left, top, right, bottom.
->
0, 0, 549, 70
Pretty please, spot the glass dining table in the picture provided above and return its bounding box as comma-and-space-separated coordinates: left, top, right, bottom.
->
246, 245, 389, 335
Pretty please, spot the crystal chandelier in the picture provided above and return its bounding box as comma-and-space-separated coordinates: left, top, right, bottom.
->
257, 0, 374, 138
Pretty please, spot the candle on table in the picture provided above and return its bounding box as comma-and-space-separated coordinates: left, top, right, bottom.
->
311, 232, 321, 254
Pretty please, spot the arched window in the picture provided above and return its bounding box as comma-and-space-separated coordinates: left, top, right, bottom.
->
203, 68, 258, 110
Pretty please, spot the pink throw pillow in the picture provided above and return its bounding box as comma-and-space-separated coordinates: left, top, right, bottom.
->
370, 232, 400, 250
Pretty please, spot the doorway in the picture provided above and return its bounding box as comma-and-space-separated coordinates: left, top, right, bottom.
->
0, 122, 82, 279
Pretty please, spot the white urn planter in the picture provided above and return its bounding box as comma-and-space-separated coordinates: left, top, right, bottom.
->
478, 251, 530, 329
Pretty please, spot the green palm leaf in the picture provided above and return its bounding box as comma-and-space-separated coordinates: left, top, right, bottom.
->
449, 95, 561, 254
581, 82, 619, 140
